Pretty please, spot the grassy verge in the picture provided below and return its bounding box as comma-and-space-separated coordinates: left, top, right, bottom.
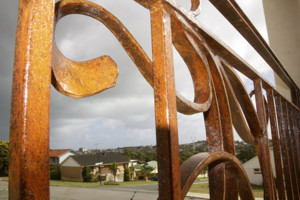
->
196, 177, 208, 181
50, 180, 157, 188
0, 177, 8, 181
189, 182, 210, 194
189, 183, 264, 198
251, 185, 264, 198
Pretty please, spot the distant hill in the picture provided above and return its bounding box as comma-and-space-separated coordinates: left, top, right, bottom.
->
77, 140, 260, 164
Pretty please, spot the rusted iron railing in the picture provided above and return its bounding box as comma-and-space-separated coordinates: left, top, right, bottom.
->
9, 0, 300, 199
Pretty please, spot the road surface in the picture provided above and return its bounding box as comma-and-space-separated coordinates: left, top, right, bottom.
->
0, 180, 206, 200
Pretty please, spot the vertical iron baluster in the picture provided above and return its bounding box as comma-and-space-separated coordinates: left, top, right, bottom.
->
204, 56, 225, 200
266, 89, 286, 200
275, 96, 294, 200
9, 0, 55, 199
291, 106, 300, 179
282, 101, 299, 199
211, 59, 237, 200
254, 79, 276, 200
151, 1, 181, 199
287, 104, 300, 198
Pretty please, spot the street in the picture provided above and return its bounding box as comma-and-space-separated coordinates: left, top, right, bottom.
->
0, 180, 206, 200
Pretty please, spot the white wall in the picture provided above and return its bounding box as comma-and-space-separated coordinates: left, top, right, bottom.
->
243, 150, 276, 186
61, 157, 80, 167
262, 0, 300, 100
243, 157, 263, 186
59, 151, 76, 164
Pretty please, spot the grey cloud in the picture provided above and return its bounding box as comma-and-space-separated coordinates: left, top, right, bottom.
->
1, 0, 272, 150
0, 1, 18, 141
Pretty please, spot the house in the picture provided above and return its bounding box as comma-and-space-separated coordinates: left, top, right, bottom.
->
135, 160, 158, 180
129, 160, 138, 180
49, 149, 77, 166
243, 149, 275, 186
60, 152, 129, 182
146, 161, 158, 174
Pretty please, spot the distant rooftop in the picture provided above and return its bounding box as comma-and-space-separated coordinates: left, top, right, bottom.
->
70, 152, 129, 166
49, 149, 72, 157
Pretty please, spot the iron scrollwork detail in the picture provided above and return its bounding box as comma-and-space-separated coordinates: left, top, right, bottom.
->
51, 0, 262, 199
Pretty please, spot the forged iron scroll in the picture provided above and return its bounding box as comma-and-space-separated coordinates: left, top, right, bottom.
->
221, 63, 263, 143
51, 0, 258, 198
180, 152, 254, 200
10, 0, 299, 199
52, 44, 119, 98
9, 0, 300, 200
51, 0, 212, 114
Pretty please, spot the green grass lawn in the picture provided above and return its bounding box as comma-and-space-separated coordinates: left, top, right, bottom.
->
189, 183, 264, 198
50, 180, 157, 188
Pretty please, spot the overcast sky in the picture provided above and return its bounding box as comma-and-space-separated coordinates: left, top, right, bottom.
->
0, 0, 274, 150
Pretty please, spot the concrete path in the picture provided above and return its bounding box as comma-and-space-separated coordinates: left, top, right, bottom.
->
0, 180, 8, 200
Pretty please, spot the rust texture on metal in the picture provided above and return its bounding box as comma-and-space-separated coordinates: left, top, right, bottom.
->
9, 0, 55, 199
282, 101, 300, 199
151, 2, 181, 199
209, 0, 299, 99
52, 44, 119, 98
275, 96, 295, 200
222, 63, 262, 141
9, 0, 300, 199
288, 103, 300, 196
180, 152, 254, 200
206, 55, 237, 200
203, 56, 225, 200
254, 79, 276, 200
266, 89, 286, 200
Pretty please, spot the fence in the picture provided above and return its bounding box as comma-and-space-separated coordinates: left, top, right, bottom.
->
9, 0, 300, 199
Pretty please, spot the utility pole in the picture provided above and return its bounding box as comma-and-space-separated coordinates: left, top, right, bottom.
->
97, 152, 102, 186
95, 143, 102, 186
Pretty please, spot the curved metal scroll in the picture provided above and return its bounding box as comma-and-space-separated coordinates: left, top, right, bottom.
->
181, 152, 255, 200
190, 0, 200, 12
221, 63, 263, 140
167, 4, 259, 198
171, 14, 212, 114
51, 0, 212, 114
52, 43, 119, 98
51, 0, 262, 199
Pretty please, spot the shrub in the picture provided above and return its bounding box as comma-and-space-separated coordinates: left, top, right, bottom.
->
124, 166, 130, 182
50, 166, 61, 180
82, 166, 93, 182
0, 141, 9, 176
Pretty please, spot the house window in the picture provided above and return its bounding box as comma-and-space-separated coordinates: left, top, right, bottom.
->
254, 168, 261, 174
50, 157, 59, 164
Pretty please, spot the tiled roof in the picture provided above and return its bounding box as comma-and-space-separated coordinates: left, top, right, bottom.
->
49, 149, 71, 157
70, 152, 129, 166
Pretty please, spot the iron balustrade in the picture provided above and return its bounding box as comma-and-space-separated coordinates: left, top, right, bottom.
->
9, 0, 300, 199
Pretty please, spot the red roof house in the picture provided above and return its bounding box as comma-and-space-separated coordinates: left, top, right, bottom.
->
50, 149, 77, 166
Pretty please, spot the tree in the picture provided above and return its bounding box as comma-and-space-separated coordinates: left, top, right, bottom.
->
123, 148, 157, 162
124, 148, 137, 159
0, 141, 9, 176
136, 163, 155, 178
82, 166, 93, 182
179, 150, 194, 164
109, 162, 120, 182
124, 166, 130, 182
50, 165, 61, 180
236, 144, 256, 163
144, 151, 157, 162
